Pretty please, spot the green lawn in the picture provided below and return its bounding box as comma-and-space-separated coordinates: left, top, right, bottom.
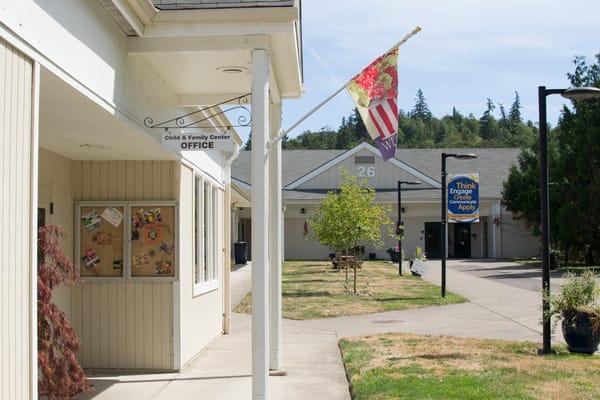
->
234, 260, 465, 320
340, 333, 600, 400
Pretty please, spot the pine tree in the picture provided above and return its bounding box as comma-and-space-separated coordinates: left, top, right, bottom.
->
509, 91, 522, 128
243, 132, 252, 150
409, 89, 432, 121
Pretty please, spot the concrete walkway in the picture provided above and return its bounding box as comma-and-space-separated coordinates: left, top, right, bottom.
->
290, 259, 554, 344
77, 263, 350, 400
78, 259, 562, 400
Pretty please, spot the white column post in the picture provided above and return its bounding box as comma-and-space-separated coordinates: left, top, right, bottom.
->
269, 102, 283, 371
251, 48, 270, 400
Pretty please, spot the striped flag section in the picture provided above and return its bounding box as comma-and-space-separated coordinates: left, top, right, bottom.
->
347, 46, 399, 161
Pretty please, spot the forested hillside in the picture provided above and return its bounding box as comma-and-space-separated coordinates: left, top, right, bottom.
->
244, 90, 537, 150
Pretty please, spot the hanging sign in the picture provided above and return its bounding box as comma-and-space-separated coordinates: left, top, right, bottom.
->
447, 173, 479, 223
161, 132, 234, 152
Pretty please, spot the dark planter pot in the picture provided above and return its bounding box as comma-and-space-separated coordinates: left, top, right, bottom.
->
562, 312, 600, 354
389, 251, 400, 263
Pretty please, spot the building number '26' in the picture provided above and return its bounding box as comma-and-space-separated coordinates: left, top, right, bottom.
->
357, 166, 376, 178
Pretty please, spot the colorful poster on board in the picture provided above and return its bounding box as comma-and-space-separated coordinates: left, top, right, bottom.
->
447, 173, 479, 223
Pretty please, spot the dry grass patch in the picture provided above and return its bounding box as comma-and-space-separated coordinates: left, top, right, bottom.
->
340, 333, 600, 400
235, 260, 465, 320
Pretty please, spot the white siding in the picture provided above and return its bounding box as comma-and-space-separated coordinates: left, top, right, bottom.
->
0, 38, 35, 400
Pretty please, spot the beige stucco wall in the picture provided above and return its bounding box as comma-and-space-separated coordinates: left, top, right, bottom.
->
283, 201, 538, 261
0, 37, 35, 400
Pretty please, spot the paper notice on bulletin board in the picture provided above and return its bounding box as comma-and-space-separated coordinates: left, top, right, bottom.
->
79, 206, 125, 277
101, 207, 124, 227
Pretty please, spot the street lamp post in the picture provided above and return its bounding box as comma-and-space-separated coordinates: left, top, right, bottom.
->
397, 180, 421, 275
537, 85, 600, 354
441, 153, 477, 298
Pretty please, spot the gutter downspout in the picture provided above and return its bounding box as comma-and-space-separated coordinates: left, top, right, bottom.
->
223, 143, 240, 334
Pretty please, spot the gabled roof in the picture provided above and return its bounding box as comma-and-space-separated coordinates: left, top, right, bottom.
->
230, 143, 521, 202
285, 142, 440, 189
151, 0, 295, 10
231, 149, 346, 187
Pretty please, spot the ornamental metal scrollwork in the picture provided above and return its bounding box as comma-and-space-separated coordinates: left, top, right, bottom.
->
144, 93, 251, 130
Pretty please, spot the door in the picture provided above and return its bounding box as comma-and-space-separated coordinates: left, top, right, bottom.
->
424, 222, 441, 259
453, 223, 471, 258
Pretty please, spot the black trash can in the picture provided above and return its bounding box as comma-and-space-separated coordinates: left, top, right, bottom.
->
234, 242, 248, 265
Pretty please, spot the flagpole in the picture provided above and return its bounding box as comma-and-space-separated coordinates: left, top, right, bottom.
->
268, 26, 422, 147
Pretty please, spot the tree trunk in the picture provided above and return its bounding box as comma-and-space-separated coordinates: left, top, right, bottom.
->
344, 250, 348, 284
352, 248, 357, 294
585, 245, 594, 266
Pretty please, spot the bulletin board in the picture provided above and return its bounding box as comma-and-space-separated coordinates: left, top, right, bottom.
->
79, 206, 125, 277
130, 205, 176, 277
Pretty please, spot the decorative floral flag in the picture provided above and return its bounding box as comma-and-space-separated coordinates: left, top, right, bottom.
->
347, 47, 399, 160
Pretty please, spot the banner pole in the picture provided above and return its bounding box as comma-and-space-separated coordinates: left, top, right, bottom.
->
268, 26, 422, 147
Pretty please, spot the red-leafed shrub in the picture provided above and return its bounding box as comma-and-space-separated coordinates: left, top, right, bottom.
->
38, 225, 91, 399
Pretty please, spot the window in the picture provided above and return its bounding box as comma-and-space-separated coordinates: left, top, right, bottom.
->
194, 175, 221, 292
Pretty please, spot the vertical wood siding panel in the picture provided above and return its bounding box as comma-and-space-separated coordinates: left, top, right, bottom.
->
99, 283, 109, 368
152, 161, 161, 199
143, 283, 153, 367
108, 283, 118, 368
0, 39, 33, 399
70, 161, 175, 370
108, 162, 118, 201
161, 286, 173, 369
135, 284, 144, 368
125, 161, 134, 200
0, 40, 6, 399
125, 282, 136, 367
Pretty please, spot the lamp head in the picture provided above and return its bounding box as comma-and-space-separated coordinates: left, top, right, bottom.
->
454, 153, 478, 160
402, 180, 421, 185
561, 87, 600, 101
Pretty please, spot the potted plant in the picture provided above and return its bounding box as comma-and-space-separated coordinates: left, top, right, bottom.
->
545, 271, 600, 354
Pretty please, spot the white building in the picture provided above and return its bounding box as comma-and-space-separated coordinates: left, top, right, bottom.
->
232, 142, 540, 261
0, 0, 301, 398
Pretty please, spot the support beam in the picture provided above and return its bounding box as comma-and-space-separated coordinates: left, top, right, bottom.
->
269, 102, 283, 372
251, 48, 270, 400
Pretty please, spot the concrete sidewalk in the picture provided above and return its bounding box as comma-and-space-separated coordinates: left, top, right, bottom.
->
77, 263, 350, 400
291, 259, 552, 344
79, 314, 350, 400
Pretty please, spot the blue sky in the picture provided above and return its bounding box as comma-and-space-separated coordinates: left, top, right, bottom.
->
262, 0, 600, 142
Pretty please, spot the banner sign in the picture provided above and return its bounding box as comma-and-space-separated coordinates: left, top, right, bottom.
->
447, 173, 479, 223
161, 132, 234, 152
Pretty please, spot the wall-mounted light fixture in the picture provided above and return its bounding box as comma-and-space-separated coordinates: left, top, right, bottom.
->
300, 207, 306, 214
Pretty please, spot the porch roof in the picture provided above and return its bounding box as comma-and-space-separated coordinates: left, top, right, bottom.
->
152, 0, 295, 10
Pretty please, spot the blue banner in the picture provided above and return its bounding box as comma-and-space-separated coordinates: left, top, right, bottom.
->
447, 173, 479, 223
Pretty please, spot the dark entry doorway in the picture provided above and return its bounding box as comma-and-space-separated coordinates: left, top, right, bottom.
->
424, 222, 441, 259
453, 223, 471, 258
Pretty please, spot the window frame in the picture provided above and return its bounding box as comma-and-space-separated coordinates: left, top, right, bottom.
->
193, 172, 223, 296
